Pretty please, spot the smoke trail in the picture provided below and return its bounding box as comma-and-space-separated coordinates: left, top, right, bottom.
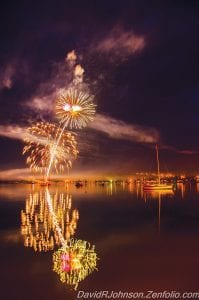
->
89, 113, 159, 144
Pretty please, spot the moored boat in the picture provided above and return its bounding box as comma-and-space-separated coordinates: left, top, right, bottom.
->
143, 183, 173, 191
143, 144, 173, 191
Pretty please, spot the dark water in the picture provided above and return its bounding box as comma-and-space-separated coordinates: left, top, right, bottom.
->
0, 182, 199, 300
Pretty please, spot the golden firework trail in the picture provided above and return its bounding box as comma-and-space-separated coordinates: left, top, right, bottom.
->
45, 123, 68, 180
45, 88, 95, 181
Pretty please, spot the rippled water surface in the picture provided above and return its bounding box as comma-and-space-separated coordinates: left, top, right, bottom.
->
0, 182, 199, 299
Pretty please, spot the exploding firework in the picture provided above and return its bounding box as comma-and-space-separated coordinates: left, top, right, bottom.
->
23, 122, 78, 174
53, 239, 98, 289
55, 88, 96, 129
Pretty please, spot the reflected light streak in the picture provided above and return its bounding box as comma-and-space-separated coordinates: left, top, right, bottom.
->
45, 188, 98, 289
21, 190, 79, 251
144, 190, 173, 235
21, 187, 98, 289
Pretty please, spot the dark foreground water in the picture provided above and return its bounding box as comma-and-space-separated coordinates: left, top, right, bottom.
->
0, 182, 199, 300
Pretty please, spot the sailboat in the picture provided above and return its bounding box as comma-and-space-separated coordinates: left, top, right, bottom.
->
143, 144, 173, 191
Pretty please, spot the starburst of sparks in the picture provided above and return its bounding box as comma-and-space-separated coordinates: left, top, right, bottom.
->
53, 239, 98, 289
23, 122, 78, 174
55, 88, 96, 129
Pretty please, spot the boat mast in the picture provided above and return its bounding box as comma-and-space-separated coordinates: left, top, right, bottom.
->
156, 144, 160, 184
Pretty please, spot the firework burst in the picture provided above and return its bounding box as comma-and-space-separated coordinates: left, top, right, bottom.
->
55, 88, 96, 129
53, 239, 98, 289
23, 122, 78, 174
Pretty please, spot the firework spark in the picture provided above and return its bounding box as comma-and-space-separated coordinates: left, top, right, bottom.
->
55, 88, 96, 129
23, 122, 78, 174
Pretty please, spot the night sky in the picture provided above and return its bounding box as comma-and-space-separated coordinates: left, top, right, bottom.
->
0, 0, 199, 177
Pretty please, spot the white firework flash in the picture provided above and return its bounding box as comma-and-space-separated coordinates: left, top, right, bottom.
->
55, 88, 96, 129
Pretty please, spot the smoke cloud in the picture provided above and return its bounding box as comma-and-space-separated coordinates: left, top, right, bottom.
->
73, 64, 85, 84
0, 125, 27, 141
24, 50, 87, 112
0, 64, 15, 90
92, 26, 145, 59
65, 50, 77, 66
89, 114, 159, 144
0, 168, 30, 180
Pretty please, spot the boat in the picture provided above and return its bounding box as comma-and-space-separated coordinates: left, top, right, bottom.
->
75, 181, 83, 188
143, 183, 173, 190
143, 144, 173, 191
